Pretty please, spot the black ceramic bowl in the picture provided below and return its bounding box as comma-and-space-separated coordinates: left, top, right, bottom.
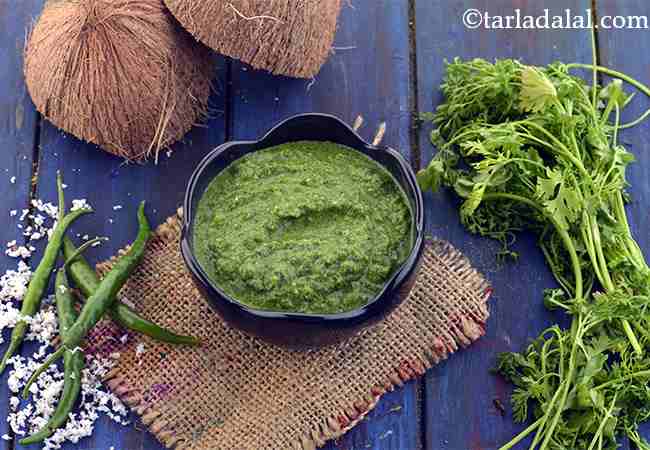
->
181, 113, 425, 348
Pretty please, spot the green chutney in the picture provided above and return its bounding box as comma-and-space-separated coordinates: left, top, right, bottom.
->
193, 141, 413, 314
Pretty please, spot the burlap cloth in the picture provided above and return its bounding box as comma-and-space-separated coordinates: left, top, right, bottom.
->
87, 211, 491, 450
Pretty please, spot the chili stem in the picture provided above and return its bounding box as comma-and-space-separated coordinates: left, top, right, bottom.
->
63, 237, 106, 268
57, 171, 65, 220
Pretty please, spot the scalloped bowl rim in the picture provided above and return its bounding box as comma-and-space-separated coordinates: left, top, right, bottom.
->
180, 113, 425, 323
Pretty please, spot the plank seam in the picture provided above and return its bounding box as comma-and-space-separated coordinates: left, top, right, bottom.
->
408, 0, 421, 171
591, 0, 602, 68
225, 58, 233, 142
407, 3, 427, 448
407, 1, 426, 448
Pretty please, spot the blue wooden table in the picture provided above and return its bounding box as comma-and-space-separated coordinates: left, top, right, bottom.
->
1, 1, 649, 449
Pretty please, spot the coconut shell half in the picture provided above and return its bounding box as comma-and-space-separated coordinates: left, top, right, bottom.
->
24, 0, 215, 161
163, 0, 342, 79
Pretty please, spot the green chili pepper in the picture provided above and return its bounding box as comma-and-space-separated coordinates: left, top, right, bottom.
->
22, 203, 151, 393
0, 173, 92, 374
64, 201, 151, 349
62, 236, 200, 346
21, 238, 105, 398
20, 269, 84, 444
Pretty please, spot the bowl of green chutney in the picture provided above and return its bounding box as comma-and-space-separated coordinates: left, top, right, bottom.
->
181, 113, 425, 348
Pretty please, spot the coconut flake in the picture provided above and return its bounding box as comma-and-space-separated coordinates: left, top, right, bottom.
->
5, 241, 32, 259
0, 197, 125, 449
70, 199, 90, 212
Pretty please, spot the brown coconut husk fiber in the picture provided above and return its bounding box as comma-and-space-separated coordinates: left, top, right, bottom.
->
24, 0, 215, 161
163, 0, 342, 79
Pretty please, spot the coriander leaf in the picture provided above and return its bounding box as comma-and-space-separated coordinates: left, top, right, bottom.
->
519, 66, 558, 113
543, 288, 568, 311
543, 183, 581, 230
599, 79, 628, 109
425, 56, 650, 450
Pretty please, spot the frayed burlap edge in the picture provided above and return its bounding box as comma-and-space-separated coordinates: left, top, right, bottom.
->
93, 211, 490, 450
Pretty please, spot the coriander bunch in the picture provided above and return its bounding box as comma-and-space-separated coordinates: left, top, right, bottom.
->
418, 57, 650, 449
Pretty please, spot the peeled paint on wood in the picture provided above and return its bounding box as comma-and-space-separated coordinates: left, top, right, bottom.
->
24, 0, 214, 162
163, 0, 342, 79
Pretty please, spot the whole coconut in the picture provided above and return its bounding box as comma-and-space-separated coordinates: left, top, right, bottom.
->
163, 0, 342, 79
24, 0, 214, 161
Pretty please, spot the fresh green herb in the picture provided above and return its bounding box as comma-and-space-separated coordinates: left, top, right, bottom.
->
418, 56, 650, 449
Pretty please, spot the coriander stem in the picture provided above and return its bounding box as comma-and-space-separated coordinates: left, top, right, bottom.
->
594, 369, 650, 391
586, 393, 617, 450
623, 321, 643, 356
589, 215, 613, 291
590, 25, 598, 108
601, 96, 617, 126
619, 108, 650, 129
538, 319, 582, 450
482, 193, 583, 301
540, 240, 572, 293
519, 123, 590, 179
580, 215, 603, 285
570, 133, 583, 160
614, 192, 646, 268
613, 104, 620, 145
566, 64, 650, 99
529, 379, 565, 449
505, 158, 547, 171
590, 215, 643, 355
498, 417, 544, 450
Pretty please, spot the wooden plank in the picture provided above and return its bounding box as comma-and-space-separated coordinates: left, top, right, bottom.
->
413, 1, 596, 449
327, 382, 419, 450
15, 56, 227, 450
0, 1, 44, 448
228, 0, 412, 161
228, 2, 419, 449
595, 2, 650, 446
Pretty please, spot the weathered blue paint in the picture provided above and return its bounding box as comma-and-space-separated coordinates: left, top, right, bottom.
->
0, 1, 44, 449
3, 0, 650, 449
